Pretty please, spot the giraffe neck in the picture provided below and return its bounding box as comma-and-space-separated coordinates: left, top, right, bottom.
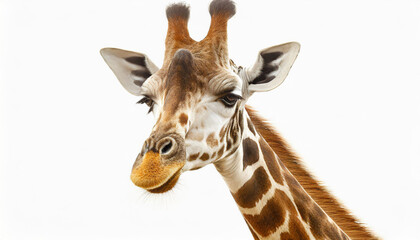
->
214, 110, 349, 240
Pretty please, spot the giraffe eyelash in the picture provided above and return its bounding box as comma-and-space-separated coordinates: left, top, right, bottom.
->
219, 93, 242, 108
137, 96, 155, 113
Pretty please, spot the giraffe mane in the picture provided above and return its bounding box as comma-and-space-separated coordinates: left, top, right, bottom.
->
245, 105, 378, 240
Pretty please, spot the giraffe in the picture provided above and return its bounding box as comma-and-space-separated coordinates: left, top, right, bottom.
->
100, 0, 377, 239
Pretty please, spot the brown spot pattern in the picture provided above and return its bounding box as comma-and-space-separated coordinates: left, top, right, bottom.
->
246, 106, 376, 239
279, 216, 311, 240
179, 113, 188, 126
188, 153, 199, 161
245, 222, 259, 240
232, 167, 271, 208
259, 138, 283, 185
284, 172, 348, 240
206, 132, 218, 148
242, 138, 259, 170
200, 153, 209, 161
243, 189, 289, 237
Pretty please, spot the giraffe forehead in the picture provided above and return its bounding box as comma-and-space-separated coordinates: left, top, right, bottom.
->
156, 57, 241, 117
157, 50, 203, 117
165, 49, 200, 92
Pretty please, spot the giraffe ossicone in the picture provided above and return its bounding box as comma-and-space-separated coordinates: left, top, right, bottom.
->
100, 0, 377, 239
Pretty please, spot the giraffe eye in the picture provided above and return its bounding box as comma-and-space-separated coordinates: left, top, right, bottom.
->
137, 96, 155, 113
220, 93, 242, 107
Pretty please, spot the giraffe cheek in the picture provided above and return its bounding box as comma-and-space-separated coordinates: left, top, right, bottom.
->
130, 151, 184, 193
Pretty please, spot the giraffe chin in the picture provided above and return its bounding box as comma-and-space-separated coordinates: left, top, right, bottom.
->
147, 169, 182, 193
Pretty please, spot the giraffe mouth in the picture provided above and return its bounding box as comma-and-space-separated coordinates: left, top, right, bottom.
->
147, 168, 182, 193
130, 151, 185, 193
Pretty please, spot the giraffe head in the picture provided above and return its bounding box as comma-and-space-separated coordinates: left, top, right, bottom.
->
100, 0, 300, 193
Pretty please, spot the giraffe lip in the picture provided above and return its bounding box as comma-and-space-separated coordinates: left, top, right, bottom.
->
130, 151, 185, 192
147, 168, 182, 194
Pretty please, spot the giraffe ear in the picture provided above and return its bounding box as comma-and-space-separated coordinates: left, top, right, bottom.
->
100, 48, 159, 96
244, 42, 300, 92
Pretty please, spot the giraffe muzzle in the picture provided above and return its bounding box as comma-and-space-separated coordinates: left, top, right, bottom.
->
130, 134, 186, 193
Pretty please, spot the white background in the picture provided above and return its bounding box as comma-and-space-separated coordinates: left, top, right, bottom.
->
1, 0, 420, 239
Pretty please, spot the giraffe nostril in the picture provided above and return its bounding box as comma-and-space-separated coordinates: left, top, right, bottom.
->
160, 140, 173, 155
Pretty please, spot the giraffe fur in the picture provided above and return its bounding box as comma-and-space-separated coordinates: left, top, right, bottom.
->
100, 0, 378, 239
